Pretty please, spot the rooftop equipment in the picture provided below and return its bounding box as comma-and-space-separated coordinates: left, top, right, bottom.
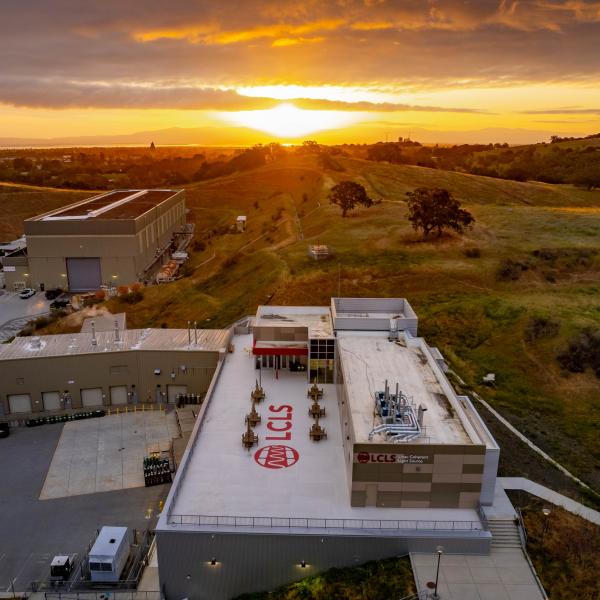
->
368, 380, 425, 442
251, 380, 265, 403
246, 400, 261, 426
307, 381, 323, 401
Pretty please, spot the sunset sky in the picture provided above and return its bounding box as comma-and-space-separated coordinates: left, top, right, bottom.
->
2, 0, 600, 144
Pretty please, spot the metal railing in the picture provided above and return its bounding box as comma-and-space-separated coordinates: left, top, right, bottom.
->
44, 592, 161, 600
167, 514, 486, 532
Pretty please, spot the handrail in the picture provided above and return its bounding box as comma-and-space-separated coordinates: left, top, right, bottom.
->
167, 514, 486, 533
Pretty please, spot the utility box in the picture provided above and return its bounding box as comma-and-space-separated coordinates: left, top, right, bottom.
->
88, 526, 130, 582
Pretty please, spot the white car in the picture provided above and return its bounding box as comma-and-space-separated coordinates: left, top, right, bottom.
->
19, 288, 36, 299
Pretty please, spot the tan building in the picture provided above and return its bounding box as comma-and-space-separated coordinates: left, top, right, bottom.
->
0, 327, 230, 417
2, 189, 186, 291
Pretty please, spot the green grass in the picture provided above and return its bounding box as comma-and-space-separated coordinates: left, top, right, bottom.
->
31, 154, 600, 491
0, 182, 90, 239
233, 555, 415, 600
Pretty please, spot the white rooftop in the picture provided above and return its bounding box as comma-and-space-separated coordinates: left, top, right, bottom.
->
336, 332, 477, 445
166, 334, 481, 527
255, 305, 333, 338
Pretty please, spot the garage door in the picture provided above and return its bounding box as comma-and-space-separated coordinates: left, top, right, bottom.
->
8, 393, 32, 413
66, 257, 102, 292
42, 391, 62, 411
81, 388, 103, 407
110, 386, 128, 405
167, 385, 187, 403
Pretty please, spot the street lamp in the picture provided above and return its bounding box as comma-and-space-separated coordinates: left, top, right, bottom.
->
541, 507, 551, 547
433, 545, 444, 599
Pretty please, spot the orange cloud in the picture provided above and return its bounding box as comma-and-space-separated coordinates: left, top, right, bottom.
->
134, 19, 344, 45
271, 36, 325, 47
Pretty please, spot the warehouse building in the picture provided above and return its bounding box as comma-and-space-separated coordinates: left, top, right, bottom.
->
1, 189, 187, 291
155, 298, 500, 600
0, 326, 230, 416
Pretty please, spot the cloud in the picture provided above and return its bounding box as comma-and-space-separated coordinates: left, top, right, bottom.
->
0, 0, 599, 110
0, 77, 484, 114
523, 107, 600, 114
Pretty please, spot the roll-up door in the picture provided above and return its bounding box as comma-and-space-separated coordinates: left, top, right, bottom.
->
66, 257, 102, 292
8, 394, 32, 413
42, 391, 61, 411
110, 386, 128, 405
81, 388, 103, 407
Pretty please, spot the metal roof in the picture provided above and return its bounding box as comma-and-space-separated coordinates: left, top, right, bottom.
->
0, 328, 230, 360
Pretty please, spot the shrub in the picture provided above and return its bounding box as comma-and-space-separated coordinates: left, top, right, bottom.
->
94, 290, 106, 301
117, 285, 129, 296
496, 258, 528, 281
524, 317, 560, 342
557, 328, 600, 377
464, 247, 481, 258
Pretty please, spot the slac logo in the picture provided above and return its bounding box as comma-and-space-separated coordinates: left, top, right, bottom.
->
254, 445, 299, 469
357, 452, 370, 464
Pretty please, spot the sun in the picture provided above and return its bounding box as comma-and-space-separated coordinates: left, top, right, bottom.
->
219, 103, 358, 138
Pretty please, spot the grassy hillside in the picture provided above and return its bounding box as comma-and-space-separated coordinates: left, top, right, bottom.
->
31, 154, 600, 492
0, 182, 91, 239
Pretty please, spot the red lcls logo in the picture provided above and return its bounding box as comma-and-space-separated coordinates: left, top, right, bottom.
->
357, 452, 370, 463
254, 445, 299, 469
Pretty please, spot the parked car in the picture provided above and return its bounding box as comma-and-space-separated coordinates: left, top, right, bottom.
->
19, 288, 36, 299
0, 422, 9, 438
50, 298, 71, 311
45, 288, 63, 300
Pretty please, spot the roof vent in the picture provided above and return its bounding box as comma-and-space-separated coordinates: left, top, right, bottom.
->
109, 538, 116, 544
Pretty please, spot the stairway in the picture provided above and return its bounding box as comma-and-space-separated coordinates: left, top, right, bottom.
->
487, 519, 523, 549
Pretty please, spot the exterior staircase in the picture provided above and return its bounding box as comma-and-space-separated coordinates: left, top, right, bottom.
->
487, 519, 523, 549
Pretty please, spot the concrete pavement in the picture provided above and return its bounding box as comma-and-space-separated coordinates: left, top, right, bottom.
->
499, 477, 600, 525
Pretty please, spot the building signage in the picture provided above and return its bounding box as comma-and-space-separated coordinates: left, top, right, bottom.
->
3, 266, 16, 272
355, 452, 431, 464
255, 404, 299, 468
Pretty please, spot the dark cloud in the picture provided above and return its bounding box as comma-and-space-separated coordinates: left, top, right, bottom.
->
0, 0, 599, 109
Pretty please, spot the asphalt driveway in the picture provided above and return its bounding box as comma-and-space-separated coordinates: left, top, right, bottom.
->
0, 290, 51, 341
0, 423, 170, 591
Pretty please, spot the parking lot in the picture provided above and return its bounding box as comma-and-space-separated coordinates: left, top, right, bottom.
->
0, 423, 171, 592
0, 289, 51, 342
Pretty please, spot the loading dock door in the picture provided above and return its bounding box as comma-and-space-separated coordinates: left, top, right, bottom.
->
81, 388, 103, 407
110, 386, 128, 405
42, 391, 62, 411
167, 385, 187, 403
66, 257, 102, 292
8, 394, 32, 413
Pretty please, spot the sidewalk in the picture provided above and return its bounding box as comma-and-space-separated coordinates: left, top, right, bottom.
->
411, 549, 545, 600
499, 477, 600, 525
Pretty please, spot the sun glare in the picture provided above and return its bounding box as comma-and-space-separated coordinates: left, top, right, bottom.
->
219, 103, 359, 138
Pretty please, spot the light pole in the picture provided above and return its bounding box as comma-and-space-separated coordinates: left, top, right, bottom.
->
541, 507, 551, 547
433, 545, 444, 599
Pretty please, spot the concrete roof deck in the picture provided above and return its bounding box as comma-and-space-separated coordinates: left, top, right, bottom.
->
31, 189, 180, 221
255, 305, 333, 339
0, 328, 230, 360
166, 333, 481, 527
337, 332, 475, 446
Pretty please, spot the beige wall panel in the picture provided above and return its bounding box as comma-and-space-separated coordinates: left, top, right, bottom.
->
432, 473, 463, 484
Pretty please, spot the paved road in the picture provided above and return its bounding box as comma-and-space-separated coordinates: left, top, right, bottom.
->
0, 423, 170, 592
0, 290, 51, 341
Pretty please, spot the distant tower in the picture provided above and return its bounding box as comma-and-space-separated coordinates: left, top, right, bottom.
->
150, 141, 156, 151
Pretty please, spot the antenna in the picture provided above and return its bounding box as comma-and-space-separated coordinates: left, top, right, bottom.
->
338, 263, 341, 297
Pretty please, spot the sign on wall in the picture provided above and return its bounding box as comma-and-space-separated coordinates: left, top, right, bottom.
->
354, 452, 431, 464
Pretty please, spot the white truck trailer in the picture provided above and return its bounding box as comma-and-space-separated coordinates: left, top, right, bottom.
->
88, 526, 130, 583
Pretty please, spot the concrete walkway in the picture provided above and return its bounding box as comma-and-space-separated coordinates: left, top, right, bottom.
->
499, 477, 600, 526
412, 549, 546, 600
